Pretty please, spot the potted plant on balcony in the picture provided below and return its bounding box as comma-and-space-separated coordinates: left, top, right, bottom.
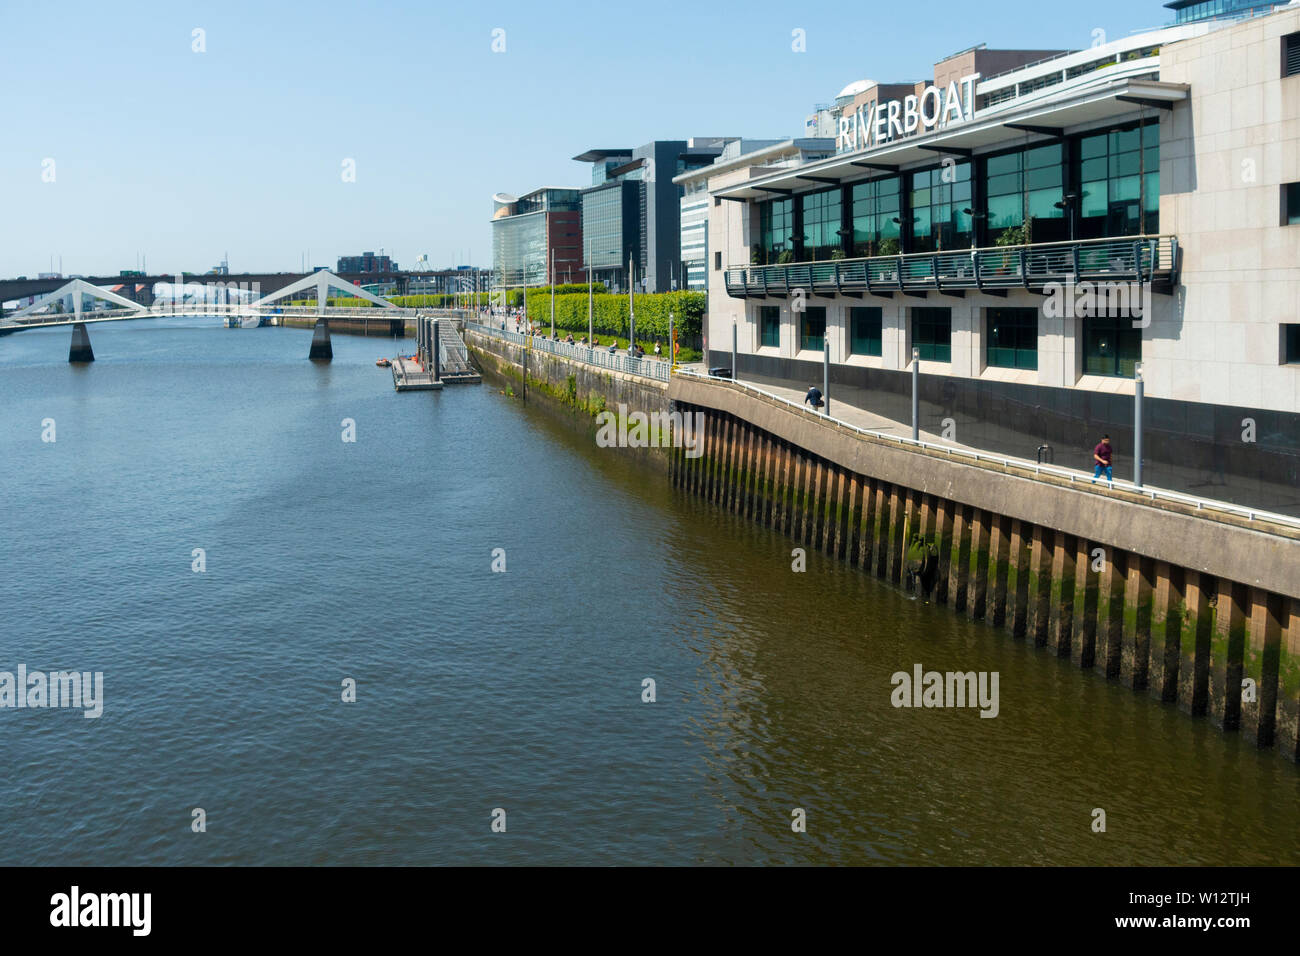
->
830, 249, 845, 260
750, 247, 764, 266
993, 222, 1030, 275
777, 249, 795, 265
876, 237, 901, 281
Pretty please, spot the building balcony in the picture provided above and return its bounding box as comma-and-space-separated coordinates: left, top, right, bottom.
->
724, 235, 1179, 300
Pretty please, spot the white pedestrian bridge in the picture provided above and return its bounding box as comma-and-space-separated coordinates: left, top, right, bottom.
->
0, 271, 451, 362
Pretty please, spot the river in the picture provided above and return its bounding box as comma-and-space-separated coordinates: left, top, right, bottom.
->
0, 317, 1295, 865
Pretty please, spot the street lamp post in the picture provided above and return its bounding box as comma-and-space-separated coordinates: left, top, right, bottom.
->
823, 323, 830, 416
911, 346, 920, 441
731, 319, 737, 383
668, 311, 674, 372
1134, 361, 1144, 488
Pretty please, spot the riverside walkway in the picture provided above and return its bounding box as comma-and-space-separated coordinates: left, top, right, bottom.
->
674, 368, 1300, 535
467, 320, 1299, 532
465, 322, 671, 382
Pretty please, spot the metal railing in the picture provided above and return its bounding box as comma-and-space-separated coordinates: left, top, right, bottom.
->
674, 368, 1300, 533
435, 321, 474, 375
465, 322, 671, 383
726, 235, 1179, 298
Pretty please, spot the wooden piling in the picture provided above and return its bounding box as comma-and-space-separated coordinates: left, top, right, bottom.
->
1147, 562, 1182, 703
1120, 556, 1155, 690
1277, 598, 1300, 761
1177, 571, 1213, 716
967, 509, 991, 623
1006, 520, 1032, 640
934, 498, 955, 605
948, 505, 972, 612
1071, 537, 1100, 670
1095, 548, 1127, 680
1208, 580, 1247, 731
1027, 525, 1054, 647
1240, 589, 1283, 748
1046, 532, 1076, 658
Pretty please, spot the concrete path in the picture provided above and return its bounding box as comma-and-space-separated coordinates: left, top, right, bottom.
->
676, 363, 1299, 518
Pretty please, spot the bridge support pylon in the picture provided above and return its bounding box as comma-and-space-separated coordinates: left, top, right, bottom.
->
69, 322, 94, 363
308, 317, 332, 361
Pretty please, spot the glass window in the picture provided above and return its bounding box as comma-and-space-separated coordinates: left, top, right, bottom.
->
912, 307, 952, 362
1285, 324, 1300, 364
986, 307, 1038, 370
800, 306, 826, 352
582, 183, 629, 270
983, 143, 1064, 244
759, 198, 794, 264
1076, 122, 1159, 239
800, 188, 842, 260
1083, 316, 1142, 378
849, 307, 883, 356
849, 177, 901, 257
909, 164, 971, 253
1285, 182, 1300, 226
1287, 32, 1300, 77
759, 306, 781, 348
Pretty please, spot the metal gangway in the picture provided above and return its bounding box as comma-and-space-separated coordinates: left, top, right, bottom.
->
415, 315, 480, 385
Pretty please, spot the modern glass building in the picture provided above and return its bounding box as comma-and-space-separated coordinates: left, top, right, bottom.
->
575, 139, 734, 293
1165, 0, 1286, 23
581, 179, 642, 292
490, 188, 584, 287
704, 10, 1300, 510
674, 138, 835, 291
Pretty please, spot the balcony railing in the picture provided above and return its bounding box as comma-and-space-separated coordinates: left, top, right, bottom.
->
724, 235, 1179, 299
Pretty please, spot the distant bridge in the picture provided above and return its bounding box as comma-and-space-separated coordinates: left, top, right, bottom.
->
0, 271, 474, 367
0, 267, 488, 306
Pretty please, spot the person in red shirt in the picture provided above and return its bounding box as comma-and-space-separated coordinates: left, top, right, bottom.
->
1091, 435, 1113, 484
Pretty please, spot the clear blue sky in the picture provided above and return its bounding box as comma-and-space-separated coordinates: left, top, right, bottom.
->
0, 0, 1170, 277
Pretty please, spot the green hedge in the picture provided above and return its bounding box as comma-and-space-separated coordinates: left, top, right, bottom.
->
284, 298, 376, 307
519, 290, 704, 340
388, 293, 492, 308
388, 284, 608, 310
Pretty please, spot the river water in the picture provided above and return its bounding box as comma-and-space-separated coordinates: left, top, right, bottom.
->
0, 317, 1295, 866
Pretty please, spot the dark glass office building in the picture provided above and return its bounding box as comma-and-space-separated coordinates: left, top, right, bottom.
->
575, 139, 733, 292
1166, 0, 1283, 23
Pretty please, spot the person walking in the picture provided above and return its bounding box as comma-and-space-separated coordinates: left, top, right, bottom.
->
1091, 434, 1113, 484
805, 385, 824, 411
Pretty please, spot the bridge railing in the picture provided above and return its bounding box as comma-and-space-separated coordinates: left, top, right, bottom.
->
465, 321, 671, 383
675, 368, 1300, 533
2, 304, 435, 327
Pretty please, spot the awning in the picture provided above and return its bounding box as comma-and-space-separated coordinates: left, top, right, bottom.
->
714, 78, 1188, 201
